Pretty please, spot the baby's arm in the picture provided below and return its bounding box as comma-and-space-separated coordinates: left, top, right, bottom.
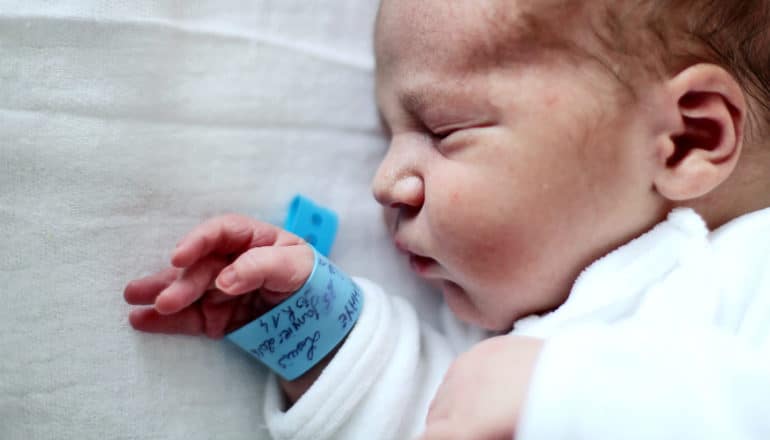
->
418, 335, 543, 440
421, 325, 770, 440
126, 214, 466, 439
124, 214, 323, 402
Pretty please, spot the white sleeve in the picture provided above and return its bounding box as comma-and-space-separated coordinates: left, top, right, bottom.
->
261, 278, 460, 440
517, 323, 770, 440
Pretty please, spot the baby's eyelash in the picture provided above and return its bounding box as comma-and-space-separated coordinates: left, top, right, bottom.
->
430, 128, 458, 140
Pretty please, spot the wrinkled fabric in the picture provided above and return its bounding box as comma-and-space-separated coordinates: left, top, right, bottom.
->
0, 2, 443, 439
517, 208, 770, 439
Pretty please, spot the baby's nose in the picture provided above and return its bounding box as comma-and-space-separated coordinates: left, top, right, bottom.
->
372, 171, 425, 209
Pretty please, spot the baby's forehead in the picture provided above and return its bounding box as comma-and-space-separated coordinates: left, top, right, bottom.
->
375, 0, 586, 77
375, 1, 504, 73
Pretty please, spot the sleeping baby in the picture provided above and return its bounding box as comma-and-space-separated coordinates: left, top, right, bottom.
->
125, 0, 770, 438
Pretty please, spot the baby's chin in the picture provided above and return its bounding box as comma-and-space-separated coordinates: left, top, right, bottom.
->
440, 281, 515, 332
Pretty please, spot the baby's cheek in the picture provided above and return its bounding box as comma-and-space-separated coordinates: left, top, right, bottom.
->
432, 192, 511, 278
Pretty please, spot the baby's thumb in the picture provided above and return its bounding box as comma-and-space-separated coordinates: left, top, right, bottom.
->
214, 244, 315, 299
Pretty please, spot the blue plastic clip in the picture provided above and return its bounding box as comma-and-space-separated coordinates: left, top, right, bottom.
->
283, 195, 338, 257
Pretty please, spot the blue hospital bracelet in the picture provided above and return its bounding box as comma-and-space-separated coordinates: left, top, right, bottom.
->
225, 249, 363, 381
283, 195, 338, 257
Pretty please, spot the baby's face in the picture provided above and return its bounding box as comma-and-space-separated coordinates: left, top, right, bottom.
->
372, 0, 667, 330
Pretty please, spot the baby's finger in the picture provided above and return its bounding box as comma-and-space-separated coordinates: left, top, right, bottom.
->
200, 299, 236, 339
172, 214, 295, 268
154, 257, 229, 315
215, 244, 314, 299
225, 299, 266, 334
128, 307, 204, 335
200, 288, 237, 306
124, 267, 180, 305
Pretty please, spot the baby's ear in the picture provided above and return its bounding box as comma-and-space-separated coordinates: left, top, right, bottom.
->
653, 64, 746, 201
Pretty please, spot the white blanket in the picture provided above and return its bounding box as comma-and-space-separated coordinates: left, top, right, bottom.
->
0, 2, 441, 438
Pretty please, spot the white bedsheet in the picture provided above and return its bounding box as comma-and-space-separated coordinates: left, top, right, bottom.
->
0, 2, 441, 438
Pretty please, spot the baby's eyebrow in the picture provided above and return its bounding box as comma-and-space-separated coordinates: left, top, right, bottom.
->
400, 86, 457, 119
400, 89, 431, 117
397, 86, 485, 124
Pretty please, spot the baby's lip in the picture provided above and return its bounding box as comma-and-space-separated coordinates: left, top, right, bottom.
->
409, 253, 439, 276
394, 238, 428, 258
394, 238, 442, 278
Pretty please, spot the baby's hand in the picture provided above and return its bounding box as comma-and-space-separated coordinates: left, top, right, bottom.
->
124, 214, 314, 339
418, 336, 544, 440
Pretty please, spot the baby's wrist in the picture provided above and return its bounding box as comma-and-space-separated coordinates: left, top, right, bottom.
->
277, 334, 349, 405
226, 249, 363, 381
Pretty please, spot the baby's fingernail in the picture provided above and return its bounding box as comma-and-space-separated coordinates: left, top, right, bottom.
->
217, 268, 237, 289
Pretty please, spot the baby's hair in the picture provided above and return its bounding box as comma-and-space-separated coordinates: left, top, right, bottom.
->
606, 0, 770, 137
488, 0, 770, 138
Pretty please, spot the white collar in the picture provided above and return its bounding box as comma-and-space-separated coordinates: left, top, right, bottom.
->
512, 207, 770, 337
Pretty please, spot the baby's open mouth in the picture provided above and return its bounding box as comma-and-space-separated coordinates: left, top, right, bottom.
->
409, 253, 437, 275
